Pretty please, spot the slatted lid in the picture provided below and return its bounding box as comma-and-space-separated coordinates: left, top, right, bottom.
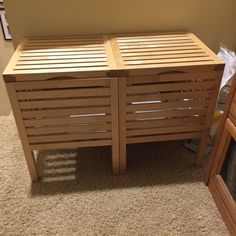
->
3, 35, 115, 81
110, 32, 224, 70
3, 32, 224, 82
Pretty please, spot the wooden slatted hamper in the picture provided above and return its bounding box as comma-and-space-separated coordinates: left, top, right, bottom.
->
109, 32, 225, 174
3, 35, 119, 181
3, 32, 224, 181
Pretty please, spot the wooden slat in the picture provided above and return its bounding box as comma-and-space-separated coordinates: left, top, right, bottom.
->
123, 53, 208, 61
127, 132, 203, 144
17, 87, 110, 100
28, 131, 112, 143
127, 81, 214, 94
19, 97, 110, 109
127, 91, 212, 103
24, 44, 104, 50
21, 50, 107, 57
24, 115, 111, 127
15, 61, 108, 70
26, 123, 111, 135
117, 34, 191, 41
17, 58, 107, 65
127, 108, 208, 120
12, 66, 109, 75
122, 49, 206, 57
119, 43, 198, 50
29, 139, 112, 150
14, 78, 110, 90
126, 116, 205, 129
5, 83, 39, 181
118, 39, 194, 45
120, 46, 201, 53
124, 57, 212, 66
125, 61, 217, 69
127, 125, 204, 137
21, 106, 110, 118
127, 72, 217, 85
22, 46, 105, 53
19, 54, 107, 60
127, 100, 210, 112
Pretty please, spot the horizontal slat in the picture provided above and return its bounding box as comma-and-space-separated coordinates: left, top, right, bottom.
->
19, 54, 106, 61
23, 46, 105, 53
127, 91, 212, 103
127, 109, 208, 120
14, 78, 110, 90
123, 53, 208, 61
119, 43, 198, 50
117, 34, 192, 41
127, 125, 204, 137
13, 66, 109, 74
26, 123, 111, 135
127, 100, 210, 112
17, 87, 110, 100
127, 81, 215, 94
122, 49, 205, 57
127, 72, 217, 85
118, 39, 194, 45
21, 50, 107, 57
126, 116, 205, 129
19, 97, 110, 109
28, 131, 111, 143
24, 115, 111, 127
15, 61, 108, 70
29, 139, 112, 150
24, 44, 104, 50
17, 58, 107, 65
127, 132, 203, 144
21, 106, 110, 118
120, 46, 201, 53
124, 57, 212, 66
125, 61, 217, 69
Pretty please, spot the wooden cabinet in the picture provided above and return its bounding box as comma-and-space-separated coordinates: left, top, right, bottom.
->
206, 76, 236, 235
3, 32, 224, 181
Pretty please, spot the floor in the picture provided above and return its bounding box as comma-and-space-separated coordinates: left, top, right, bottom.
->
0, 115, 229, 235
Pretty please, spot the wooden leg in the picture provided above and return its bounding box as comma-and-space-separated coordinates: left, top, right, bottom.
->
119, 140, 126, 174
24, 149, 39, 182
111, 78, 120, 175
119, 77, 127, 174
196, 134, 209, 167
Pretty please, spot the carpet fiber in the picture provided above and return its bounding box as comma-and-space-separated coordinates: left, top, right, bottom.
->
0, 115, 229, 235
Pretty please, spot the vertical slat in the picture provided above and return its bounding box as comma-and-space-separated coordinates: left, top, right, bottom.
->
119, 77, 127, 174
110, 78, 119, 175
6, 83, 39, 182
196, 71, 223, 167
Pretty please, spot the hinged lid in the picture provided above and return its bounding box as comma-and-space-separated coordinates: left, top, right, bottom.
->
3, 35, 116, 82
109, 32, 224, 73
3, 32, 224, 82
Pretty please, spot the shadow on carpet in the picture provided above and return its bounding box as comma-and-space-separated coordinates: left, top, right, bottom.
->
31, 141, 202, 196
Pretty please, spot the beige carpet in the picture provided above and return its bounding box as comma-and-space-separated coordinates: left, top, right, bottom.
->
0, 115, 229, 236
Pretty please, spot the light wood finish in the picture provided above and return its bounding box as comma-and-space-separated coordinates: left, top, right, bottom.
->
3, 35, 113, 81
110, 78, 120, 175
5, 83, 39, 182
3, 32, 224, 180
110, 32, 222, 72
118, 71, 222, 172
206, 75, 236, 235
118, 77, 127, 174
205, 75, 236, 185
